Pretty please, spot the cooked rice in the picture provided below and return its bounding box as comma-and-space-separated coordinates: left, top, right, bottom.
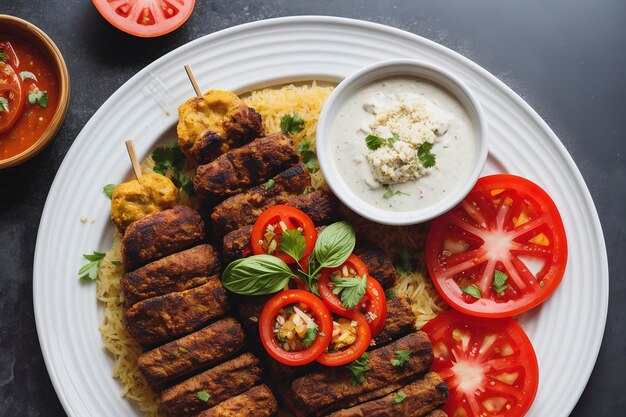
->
98, 82, 444, 415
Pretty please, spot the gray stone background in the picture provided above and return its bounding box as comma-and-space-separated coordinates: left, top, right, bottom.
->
0, 0, 624, 415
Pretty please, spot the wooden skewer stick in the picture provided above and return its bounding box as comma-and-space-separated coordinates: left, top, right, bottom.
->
184, 64, 202, 97
125, 139, 143, 180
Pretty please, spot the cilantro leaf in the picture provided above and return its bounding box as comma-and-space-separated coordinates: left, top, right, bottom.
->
460, 284, 482, 299
331, 274, 367, 309
280, 113, 305, 135
77, 251, 106, 281
152, 141, 195, 196
365, 134, 398, 150
393, 391, 407, 404
103, 184, 115, 199
391, 350, 412, 367
0, 97, 8, 113
394, 249, 415, 274
20, 71, 38, 82
493, 270, 508, 294
297, 138, 317, 172
418, 142, 436, 168
383, 186, 409, 199
346, 353, 370, 385
302, 324, 318, 348
384, 288, 396, 300
280, 228, 307, 263
196, 391, 210, 402
0, 52, 7, 62
28, 90, 48, 108
263, 179, 275, 190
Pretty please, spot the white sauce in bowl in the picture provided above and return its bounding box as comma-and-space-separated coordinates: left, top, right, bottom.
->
330, 77, 476, 212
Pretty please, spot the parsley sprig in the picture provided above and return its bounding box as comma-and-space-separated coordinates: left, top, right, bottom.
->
77, 251, 106, 281
346, 353, 370, 385
151, 140, 195, 196
417, 142, 436, 168
394, 249, 416, 274
280, 113, 305, 135
383, 185, 409, 199
297, 138, 317, 172
391, 350, 412, 368
365, 134, 398, 150
302, 325, 318, 348
28, 90, 48, 108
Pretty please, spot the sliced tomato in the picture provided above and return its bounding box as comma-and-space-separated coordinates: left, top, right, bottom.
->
0, 42, 20, 67
92, 0, 195, 38
259, 290, 332, 366
318, 254, 387, 337
426, 174, 567, 317
316, 311, 371, 366
422, 310, 539, 417
0, 62, 25, 134
251, 205, 317, 265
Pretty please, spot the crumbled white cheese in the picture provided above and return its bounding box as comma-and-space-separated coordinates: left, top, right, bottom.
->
363, 93, 451, 184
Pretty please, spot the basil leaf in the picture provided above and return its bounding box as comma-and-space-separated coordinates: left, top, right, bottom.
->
222, 255, 293, 295
493, 270, 508, 294
460, 284, 482, 299
346, 353, 370, 386
331, 274, 367, 309
280, 228, 306, 263
103, 184, 115, 199
313, 221, 356, 269
417, 142, 436, 168
20, 71, 38, 82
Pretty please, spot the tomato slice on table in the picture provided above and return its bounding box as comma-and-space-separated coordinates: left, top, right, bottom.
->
0, 62, 25, 134
92, 0, 196, 38
318, 254, 387, 337
259, 290, 332, 366
251, 205, 317, 265
426, 174, 567, 317
316, 311, 371, 367
422, 310, 539, 417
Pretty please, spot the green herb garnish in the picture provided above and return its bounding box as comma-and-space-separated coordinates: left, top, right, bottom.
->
0, 52, 7, 62
221, 255, 294, 296
0, 97, 8, 113
178, 347, 189, 355
417, 142, 436, 168
493, 270, 508, 295
20, 71, 38, 82
391, 350, 412, 368
384, 288, 396, 300
383, 185, 409, 199
196, 391, 211, 402
111, 260, 122, 266
280, 228, 306, 263
103, 184, 116, 199
394, 249, 415, 274
77, 251, 106, 281
302, 325, 318, 348
28, 90, 48, 108
331, 274, 367, 309
151, 140, 195, 196
263, 179, 275, 190
297, 138, 317, 172
365, 134, 398, 150
393, 391, 407, 404
346, 353, 370, 385
280, 113, 305, 135
460, 284, 482, 299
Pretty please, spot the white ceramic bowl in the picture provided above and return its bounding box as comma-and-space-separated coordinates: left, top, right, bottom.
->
316, 59, 488, 225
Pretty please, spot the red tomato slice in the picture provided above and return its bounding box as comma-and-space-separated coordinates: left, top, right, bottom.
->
0, 62, 25, 134
316, 311, 371, 366
259, 290, 332, 366
422, 310, 539, 417
0, 42, 20, 67
251, 205, 317, 265
426, 174, 567, 317
92, 0, 195, 38
318, 254, 387, 337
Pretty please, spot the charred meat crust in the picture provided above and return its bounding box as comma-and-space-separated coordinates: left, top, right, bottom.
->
326, 372, 448, 417
353, 246, 398, 289
137, 317, 244, 389
193, 133, 299, 206
121, 244, 221, 306
290, 332, 434, 417
196, 384, 278, 417
124, 276, 229, 347
372, 295, 416, 348
211, 164, 311, 237
222, 225, 254, 264
121, 206, 205, 271
160, 353, 263, 416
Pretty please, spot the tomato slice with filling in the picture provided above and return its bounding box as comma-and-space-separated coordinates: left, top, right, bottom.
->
92, 0, 195, 38
259, 290, 332, 366
426, 174, 567, 317
316, 311, 371, 366
0, 62, 25, 134
251, 205, 317, 265
318, 254, 387, 337
422, 310, 539, 417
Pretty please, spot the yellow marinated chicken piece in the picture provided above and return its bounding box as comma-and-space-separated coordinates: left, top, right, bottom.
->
110, 172, 179, 232
177, 90, 264, 164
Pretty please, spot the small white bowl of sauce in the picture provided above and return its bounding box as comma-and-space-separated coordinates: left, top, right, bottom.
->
316, 59, 487, 225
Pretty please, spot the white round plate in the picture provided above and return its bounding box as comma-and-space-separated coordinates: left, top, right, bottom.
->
34, 16, 608, 417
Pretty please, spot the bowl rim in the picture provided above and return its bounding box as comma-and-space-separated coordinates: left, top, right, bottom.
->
316, 58, 488, 225
0, 14, 70, 169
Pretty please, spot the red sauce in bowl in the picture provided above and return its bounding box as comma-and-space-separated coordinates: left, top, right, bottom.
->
0, 37, 59, 160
